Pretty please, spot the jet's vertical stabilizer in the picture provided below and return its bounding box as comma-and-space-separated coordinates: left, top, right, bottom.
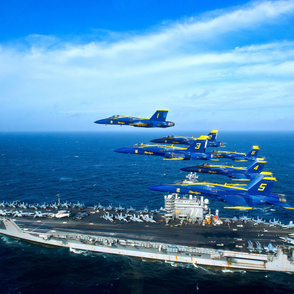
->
150, 109, 168, 122
247, 159, 267, 174
246, 146, 259, 157
247, 173, 276, 196
186, 136, 208, 153
208, 130, 218, 142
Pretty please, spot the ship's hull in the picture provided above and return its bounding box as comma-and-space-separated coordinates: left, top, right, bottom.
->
1, 212, 294, 272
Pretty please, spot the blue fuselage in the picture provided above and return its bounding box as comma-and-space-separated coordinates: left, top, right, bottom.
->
115, 144, 213, 160
95, 117, 175, 128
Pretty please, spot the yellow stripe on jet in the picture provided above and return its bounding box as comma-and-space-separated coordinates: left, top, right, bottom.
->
179, 182, 248, 191
137, 144, 186, 150
223, 206, 253, 210
163, 158, 184, 160
197, 135, 208, 140
217, 151, 246, 155
207, 164, 246, 170
262, 177, 277, 181
260, 172, 273, 175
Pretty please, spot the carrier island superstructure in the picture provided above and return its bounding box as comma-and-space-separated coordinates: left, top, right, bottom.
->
1, 192, 294, 272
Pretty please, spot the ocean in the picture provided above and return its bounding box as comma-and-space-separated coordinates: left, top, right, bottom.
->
0, 131, 294, 294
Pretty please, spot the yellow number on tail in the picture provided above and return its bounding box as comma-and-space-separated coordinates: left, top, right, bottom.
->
195, 143, 201, 150
258, 183, 267, 191
254, 165, 259, 170
251, 150, 256, 155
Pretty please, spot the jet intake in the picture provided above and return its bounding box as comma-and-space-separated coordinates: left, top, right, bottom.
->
278, 194, 287, 203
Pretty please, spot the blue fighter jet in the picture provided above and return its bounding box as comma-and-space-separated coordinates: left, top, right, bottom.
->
115, 136, 214, 160
181, 159, 267, 180
216, 146, 261, 161
148, 173, 294, 210
151, 130, 224, 147
94, 109, 175, 128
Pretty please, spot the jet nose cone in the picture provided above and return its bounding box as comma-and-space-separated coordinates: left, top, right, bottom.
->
95, 118, 109, 124
168, 122, 175, 127
148, 184, 171, 192
114, 148, 126, 153
150, 139, 161, 143
180, 166, 195, 172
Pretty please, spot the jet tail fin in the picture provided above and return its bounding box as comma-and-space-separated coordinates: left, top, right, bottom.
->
247, 173, 276, 196
247, 159, 267, 174
186, 136, 208, 153
150, 109, 168, 121
207, 130, 218, 142
246, 146, 259, 157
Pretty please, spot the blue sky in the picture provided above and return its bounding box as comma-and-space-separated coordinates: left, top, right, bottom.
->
0, 0, 294, 132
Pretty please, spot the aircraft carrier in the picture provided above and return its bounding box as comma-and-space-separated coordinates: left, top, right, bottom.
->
1, 194, 294, 272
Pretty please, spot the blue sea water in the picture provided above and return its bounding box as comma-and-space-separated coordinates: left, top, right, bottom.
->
0, 131, 294, 294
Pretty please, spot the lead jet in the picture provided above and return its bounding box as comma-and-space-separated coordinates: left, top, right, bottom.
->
151, 130, 224, 147
148, 173, 294, 210
94, 109, 175, 128
115, 136, 214, 160
181, 159, 267, 180
216, 146, 261, 161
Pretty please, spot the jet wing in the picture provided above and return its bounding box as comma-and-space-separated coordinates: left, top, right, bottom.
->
163, 153, 185, 160
230, 173, 248, 180
130, 123, 151, 127
220, 195, 252, 209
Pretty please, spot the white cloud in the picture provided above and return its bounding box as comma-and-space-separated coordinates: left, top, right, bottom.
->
0, 0, 294, 131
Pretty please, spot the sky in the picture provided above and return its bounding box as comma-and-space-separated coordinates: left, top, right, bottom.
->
0, 0, 294, 132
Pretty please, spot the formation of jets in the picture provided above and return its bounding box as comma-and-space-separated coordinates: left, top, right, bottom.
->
99, 109, 293, 212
